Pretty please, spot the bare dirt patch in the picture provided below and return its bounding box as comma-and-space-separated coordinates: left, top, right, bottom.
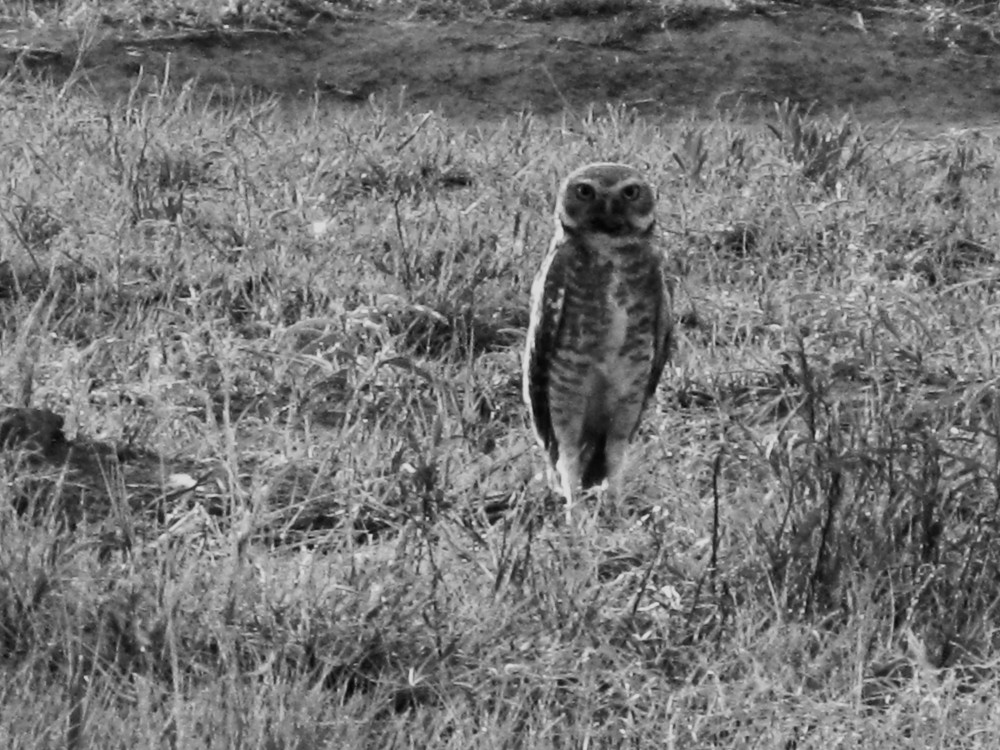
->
3, 5, 1000, 125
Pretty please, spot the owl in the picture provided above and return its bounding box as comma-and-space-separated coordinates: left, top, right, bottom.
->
523, 162, 673, 519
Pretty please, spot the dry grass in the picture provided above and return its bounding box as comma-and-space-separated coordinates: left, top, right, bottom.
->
3, 7, 1000, 747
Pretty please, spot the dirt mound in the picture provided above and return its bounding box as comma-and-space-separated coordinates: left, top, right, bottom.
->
3, 5, 1000, 125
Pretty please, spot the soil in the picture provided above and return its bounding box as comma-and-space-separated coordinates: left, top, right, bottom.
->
3, 4, 1000, 127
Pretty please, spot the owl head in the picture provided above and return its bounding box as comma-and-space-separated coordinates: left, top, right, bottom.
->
555, 162, 656, 238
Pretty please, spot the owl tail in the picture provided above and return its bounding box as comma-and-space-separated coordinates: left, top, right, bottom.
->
580, 432, 608, 489
579, 393, 610, 489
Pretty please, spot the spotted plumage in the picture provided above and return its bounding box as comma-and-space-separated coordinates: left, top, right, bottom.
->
523, 162, 673, 518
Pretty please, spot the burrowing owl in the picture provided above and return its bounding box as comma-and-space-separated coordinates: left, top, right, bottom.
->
523, 162, 672, 518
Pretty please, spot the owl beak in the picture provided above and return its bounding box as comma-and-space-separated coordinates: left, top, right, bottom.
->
593, 197, 627, 234
595, 218, 625, 234
593, 209, 626, 235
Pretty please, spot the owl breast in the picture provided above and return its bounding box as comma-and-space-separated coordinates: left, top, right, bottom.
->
556, 241, 659, 416
596, 277, 634, 384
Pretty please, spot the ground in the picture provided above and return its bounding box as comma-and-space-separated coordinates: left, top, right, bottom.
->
3, 1, 1000, 748
3, 2, 1000, 127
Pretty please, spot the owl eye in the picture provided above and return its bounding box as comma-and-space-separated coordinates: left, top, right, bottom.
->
574, 183, 596, 201
621, 184, 643, 201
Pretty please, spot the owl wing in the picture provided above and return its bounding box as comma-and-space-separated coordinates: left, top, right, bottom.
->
524, 242, 571, 466
645, 257, 674, 401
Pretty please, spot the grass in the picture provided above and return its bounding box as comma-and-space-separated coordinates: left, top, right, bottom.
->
4, 19, 1000, 750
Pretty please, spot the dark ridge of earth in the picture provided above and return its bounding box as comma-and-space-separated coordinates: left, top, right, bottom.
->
3, 6, 1000, 124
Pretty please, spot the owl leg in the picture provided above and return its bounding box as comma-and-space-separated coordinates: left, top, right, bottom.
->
603, 435, 630, 511
601, 398, 644, 514
554, 450, 582, 524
